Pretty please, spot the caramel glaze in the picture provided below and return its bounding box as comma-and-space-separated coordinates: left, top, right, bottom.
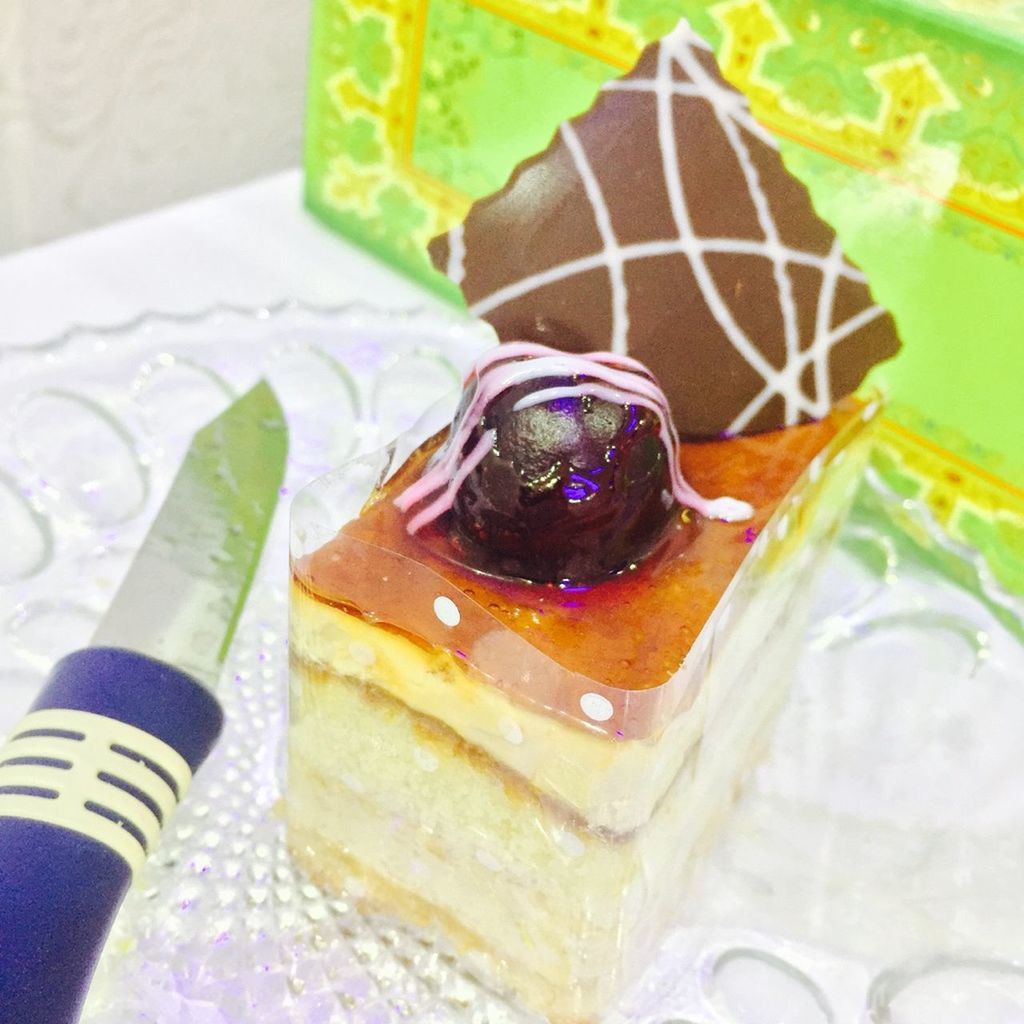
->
299, 398, 860, 692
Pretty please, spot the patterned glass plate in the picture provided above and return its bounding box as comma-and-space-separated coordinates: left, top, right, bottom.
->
1, 302, 1022, 1024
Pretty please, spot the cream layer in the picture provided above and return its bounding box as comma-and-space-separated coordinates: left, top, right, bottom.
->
291, 583, 704, 833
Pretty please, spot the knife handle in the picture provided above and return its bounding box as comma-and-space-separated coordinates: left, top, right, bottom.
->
0, 647, 223, 1024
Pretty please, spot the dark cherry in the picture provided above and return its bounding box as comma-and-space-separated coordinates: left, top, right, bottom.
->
444, 374, 679, 584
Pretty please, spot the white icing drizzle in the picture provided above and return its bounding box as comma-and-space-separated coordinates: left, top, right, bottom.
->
671, 39, 801, 420
812, 237, 846, 414
559, 121, 630, 355
394, 342, 753, 535
730, 241, 883, 432
464, 19, 886, 436
446, 223, 466, 285
653, 33, 785, 397
604, 79, 703, 99
470, 236, 866, 319
605, 77, 780, 154
400, 430, 496, 537
689, 28, 713, 51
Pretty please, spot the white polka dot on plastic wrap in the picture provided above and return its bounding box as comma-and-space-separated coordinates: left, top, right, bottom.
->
579, 692, 614, 722
341, 772, 366, 794
475, 848, 502, 872
499, 718, 523, 745
433, 595, 460, 627
413, 746, 439, 773
554, 829, 586, 859
775, 513, 790, 541
348, 640, 376, 667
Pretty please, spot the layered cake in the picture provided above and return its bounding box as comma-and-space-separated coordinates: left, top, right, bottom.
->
288, 19, 899, 1021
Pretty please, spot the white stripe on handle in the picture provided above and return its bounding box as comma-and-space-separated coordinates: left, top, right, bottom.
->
0, 708, 193, 875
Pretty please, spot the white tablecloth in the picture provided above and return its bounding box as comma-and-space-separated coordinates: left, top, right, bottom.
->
0, 170, 446, 348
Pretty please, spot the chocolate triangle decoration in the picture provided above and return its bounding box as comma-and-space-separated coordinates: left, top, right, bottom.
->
429, 21, 901, 438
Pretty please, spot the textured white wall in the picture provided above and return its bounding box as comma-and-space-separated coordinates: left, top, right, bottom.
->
0, 1, 309, 254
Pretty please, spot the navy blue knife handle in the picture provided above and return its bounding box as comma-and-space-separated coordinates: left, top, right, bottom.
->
0, 648, 223, 1024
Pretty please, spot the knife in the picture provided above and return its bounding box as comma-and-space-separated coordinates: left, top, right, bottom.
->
0, 380, 288, 1024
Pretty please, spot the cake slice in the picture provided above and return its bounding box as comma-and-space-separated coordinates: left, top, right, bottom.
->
288, 18, 899, 1022
288, 357, 880, 1019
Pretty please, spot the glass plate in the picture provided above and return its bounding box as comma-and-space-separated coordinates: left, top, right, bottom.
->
1, 302, 1022, 1024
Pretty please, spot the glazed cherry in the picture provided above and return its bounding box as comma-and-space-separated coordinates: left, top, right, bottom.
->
444, 375, 678, 584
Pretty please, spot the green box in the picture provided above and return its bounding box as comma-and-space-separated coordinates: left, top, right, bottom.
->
303, 0, 1024, 592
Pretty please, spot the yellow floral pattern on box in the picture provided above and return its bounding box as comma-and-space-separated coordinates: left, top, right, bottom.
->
305, 0, 1024, 286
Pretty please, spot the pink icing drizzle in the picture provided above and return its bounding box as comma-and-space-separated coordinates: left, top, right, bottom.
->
395, 342, 753, 534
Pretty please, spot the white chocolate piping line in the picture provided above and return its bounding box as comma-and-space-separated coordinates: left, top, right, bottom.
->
395, 341, 753, 534
446, 223, 466, 286
0, 708, 192, 875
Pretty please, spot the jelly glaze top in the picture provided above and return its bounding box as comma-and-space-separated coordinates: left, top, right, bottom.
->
296, 397, 864, 702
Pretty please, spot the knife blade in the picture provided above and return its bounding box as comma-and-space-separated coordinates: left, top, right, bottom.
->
0, 380, 288, 1024
92, 378, 286, 682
